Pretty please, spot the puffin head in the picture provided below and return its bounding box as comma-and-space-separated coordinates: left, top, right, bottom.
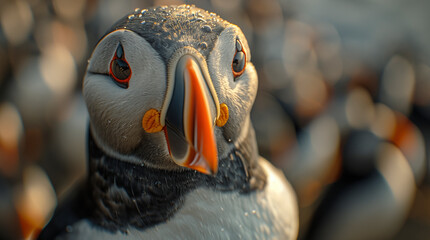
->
83, 5, 257, 175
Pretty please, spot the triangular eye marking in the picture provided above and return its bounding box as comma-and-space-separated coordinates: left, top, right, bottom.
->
232, 38, 246, 79
110, 43, 132, 88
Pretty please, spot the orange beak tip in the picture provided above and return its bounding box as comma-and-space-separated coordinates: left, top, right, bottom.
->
192, 166, 217, 176
184, 155, 218, 176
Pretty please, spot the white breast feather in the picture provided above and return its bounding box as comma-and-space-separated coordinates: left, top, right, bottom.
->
61, 159, 298, 240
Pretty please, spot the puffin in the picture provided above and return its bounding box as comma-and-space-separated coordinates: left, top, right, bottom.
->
37, 5, 298, 240
304, 130, 415, 240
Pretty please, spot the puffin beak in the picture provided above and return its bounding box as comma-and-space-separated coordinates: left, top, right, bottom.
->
164, 55, 218, 175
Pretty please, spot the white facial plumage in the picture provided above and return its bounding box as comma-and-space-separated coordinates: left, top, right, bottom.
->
83, 24, 258, 171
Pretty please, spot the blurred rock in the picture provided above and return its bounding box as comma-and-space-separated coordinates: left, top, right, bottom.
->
0, 177, 22, 240
0, 0, 34, 46
10, 44, 76, 129
251, 92, 296, 165
14, 165, 57, 239
379, 56, 415, 116
43, 94, 88, 197
0, 102, 23, 178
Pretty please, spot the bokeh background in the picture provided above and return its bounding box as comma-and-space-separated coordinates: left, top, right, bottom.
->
0, 0, 429, 239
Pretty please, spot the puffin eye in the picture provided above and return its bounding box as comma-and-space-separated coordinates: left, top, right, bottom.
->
232, 39, 246, 79
110, 44, 132, 88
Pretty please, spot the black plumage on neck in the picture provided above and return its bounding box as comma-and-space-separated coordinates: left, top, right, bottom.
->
87, 123, 266, 232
